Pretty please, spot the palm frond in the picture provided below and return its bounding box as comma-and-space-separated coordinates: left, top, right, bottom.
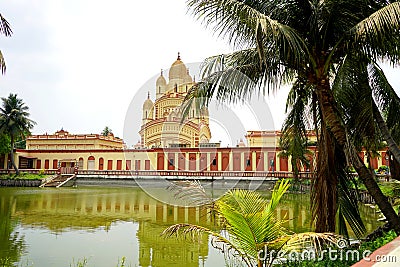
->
348, 2, 400, 63
368, 62, 400, 135
280, 232, 339, 253
336, 166, 366, 238
167, 180, 213, 206
187, 0, 308, 64
0, 14, 12, 37
0, 50, 6, 74
161, 223, 252, 266
280, 80, 313, 176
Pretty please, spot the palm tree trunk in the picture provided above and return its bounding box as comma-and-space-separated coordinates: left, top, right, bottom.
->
350, 146, 400, 231
372, 101, 400, 165
9, 135, 19, 175
315, 80, 400, 234
312, 122, 337, 233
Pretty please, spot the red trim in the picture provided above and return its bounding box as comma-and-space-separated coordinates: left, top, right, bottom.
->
145, 160, 150, 170
280, 157, 289, 172
189, 153, 196, 171
116, 160, 122, 170
126, 160, 131, 170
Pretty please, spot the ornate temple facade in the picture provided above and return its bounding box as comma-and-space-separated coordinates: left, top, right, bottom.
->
139, 54, 211, 148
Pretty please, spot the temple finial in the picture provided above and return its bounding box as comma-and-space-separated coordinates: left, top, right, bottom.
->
161, 69, 163, 76
177, 52, 181, 60
147, 91, 150, 99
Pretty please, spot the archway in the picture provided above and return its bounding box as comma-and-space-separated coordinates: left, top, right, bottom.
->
88, 156, 95, 170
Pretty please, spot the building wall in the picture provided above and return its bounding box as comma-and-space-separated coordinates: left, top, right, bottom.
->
12, 146, 388, 173
26, 130, 123, 150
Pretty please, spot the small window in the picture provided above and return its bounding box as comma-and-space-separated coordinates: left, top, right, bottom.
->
169, 159, 174, 166
246, 159, 251, 166
212, 158, 217, 166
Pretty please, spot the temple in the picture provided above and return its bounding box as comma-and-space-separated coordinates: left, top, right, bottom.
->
0, 54, 389, 174
139, 53, 211, 148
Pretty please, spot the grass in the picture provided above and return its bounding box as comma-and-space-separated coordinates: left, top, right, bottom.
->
70, 257, 128, 267
0, 172, 49, 180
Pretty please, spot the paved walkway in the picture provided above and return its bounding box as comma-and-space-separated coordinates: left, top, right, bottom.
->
352, 235, 400, 266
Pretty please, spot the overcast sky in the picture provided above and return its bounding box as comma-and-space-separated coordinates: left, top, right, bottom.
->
1, 1, 399, 146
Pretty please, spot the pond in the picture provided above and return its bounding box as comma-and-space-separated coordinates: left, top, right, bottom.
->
0, 184, 383, 267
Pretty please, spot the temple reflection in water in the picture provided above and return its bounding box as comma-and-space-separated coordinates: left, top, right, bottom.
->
1, 187, 383, 266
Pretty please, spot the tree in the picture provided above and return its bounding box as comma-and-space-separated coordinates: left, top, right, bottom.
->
278, 128, 311, 179
184, 0, 400, 233
0, 94, 35, 175
0, 13, 12, 74
163, 180, 338, 267
278, 89, 313, 180
0, 132, 10, 155
101, 126, 112, 136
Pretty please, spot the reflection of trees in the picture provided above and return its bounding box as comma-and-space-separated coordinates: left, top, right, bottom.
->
0, 193, 26, 266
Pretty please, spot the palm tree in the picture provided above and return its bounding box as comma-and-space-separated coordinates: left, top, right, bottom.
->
184, 0, 400, 233
163, 180, 338, 267
278, 88, 313, 180
0, 13, 12, 74
278, 128, 312, 180
0, 94, 35, 175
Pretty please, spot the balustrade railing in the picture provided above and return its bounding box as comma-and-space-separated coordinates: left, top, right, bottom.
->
0, 169, 391, 180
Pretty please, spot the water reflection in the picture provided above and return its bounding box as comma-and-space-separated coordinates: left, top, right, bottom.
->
0, 187, 384, 267
0, 193, 26, 266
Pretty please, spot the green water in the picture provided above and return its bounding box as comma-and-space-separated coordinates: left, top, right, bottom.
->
0, 186, 382, 267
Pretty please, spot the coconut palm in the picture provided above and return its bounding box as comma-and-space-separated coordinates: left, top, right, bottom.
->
0, 94, 35, 175
278, 83, 316, 181
163, 179, 339, 267
333, 56, 400, 167
184, 0, 400, 233
0, 13, 12, 74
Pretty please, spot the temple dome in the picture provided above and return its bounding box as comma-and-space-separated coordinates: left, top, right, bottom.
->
156, 73, 166, 87
143, 92, 153, 109
169, 53, 188, 81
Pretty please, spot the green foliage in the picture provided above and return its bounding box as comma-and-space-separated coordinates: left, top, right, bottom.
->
0, 132, 10, 155
0, 173, 47, 180
0, 258, 33, 267
69, 257, 129, 267
0, 94, 35, 139
281, 230, 398, 267
0, 93, 35, 174
279, 126, 312, 177
185, 0, 400, 235
101, 126, 113, 136
377, 166, 389, 174
163, 180, 339, 267
70, 258, 88, 267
